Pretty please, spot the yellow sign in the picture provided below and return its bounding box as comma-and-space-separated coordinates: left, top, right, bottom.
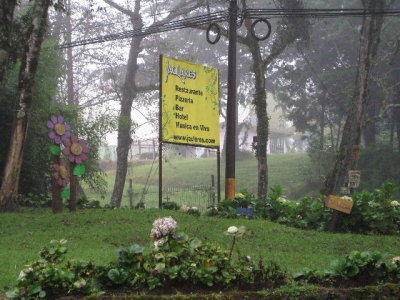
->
160, 56, 220, 147
325, 195, 353, 214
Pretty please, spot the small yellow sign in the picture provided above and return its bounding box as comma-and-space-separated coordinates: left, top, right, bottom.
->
325, 195, 353, 214
161, 56, 220, 147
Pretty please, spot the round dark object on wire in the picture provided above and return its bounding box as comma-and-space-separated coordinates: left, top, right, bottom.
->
206, 23, 221, 45
250, 18, 272, 41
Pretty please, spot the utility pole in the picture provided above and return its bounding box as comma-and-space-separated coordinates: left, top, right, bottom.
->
225, 0, 238, 199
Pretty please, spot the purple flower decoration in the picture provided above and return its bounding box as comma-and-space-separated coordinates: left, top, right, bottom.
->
53, 161, 69, 187
62, 135, 90, 165
47, 115, 72, 144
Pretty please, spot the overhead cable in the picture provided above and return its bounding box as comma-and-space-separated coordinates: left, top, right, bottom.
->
58, 8, 400, 49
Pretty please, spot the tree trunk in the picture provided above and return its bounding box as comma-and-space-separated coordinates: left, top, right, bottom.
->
0, 0, 17, 100
65, 3, 76, 106
0, 0, 51, 212
322, 0, 384, 231
363, 99, 376, 147
110, 32, 143, 207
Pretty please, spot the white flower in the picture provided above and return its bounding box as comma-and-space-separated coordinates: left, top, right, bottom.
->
390, 200, 400, 207
17, 271, 26, 281
154, 237, 168, 247
189, 206, 198, 211
277, 197, 287, 203
227, 226, 238, 234
341, 196, 353, 202
150, 217, 177, 240
17, 267, 33, 281
73, 279, 87, 288
179, 205, 190, 212
392, 256, 400, 264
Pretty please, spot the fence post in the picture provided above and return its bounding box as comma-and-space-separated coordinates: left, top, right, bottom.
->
128, 179, 134, 209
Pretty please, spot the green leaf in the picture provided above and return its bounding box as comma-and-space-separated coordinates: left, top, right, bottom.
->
39, 290, 46, 298
154, 263, 165, 272
61, 188, 70, 199
130, 244, 144, 254
190, 238, 202, 249
6, 288, 20, 298
50, 145, 61, 156
73, 165, 86, 176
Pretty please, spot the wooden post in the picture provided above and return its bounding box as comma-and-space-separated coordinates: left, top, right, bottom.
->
128, 179, 134, 209
69, 162, 77, 212
51, 146, 62, 213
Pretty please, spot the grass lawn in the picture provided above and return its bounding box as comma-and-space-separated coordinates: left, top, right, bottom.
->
87, 153, 315, 206
1, 208, 399, 290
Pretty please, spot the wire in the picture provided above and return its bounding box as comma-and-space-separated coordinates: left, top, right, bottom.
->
244, 8, 400, 19
58, 11, 227, 49
57, 8, 400, 49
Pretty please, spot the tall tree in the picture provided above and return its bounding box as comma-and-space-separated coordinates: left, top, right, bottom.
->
105, 0, 205, 207
0, 0, 53, 211
240, 0, 309, 199
322, 0, 387, 230
0, 0, 17, 99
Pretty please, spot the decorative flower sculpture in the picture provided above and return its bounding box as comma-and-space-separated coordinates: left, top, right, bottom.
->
53, 161, 70, 187
47, 115, 72, 144
62, 135, 90, 164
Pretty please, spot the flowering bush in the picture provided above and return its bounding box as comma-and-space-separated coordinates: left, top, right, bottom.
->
150, 217, 177, 239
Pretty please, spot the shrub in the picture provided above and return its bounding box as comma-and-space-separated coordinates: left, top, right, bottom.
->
232, 183, 400, 234
6, 240, 101, 299
162, 201, 180, 211
294, 251, 400, 287
19, 193, 51, 207
98, 217, 286, 290
338, 181, 400, 234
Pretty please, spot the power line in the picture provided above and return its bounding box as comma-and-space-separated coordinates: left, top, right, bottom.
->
59, 11, 227, 49
58, 8, 400, 49
245, 8, 400, 18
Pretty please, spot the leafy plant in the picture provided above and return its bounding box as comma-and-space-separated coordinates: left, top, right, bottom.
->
6, 240, 101, 299
19, 193, 51, 208
294, 251, 400, 287
162, 201, 180, 210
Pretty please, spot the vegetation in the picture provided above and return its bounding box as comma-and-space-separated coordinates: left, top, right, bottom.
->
1, 208, 400, 291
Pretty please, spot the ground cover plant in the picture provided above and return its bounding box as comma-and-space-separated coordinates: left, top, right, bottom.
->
1, 209, 400, 294
4, 215, 400, 299
211, 182, 400, 235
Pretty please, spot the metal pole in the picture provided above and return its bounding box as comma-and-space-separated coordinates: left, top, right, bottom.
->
159, 55, 163, 209
217, 147, 221, 203
225, 0, 238, 199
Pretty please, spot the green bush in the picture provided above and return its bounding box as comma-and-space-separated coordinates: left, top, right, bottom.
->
8, 218, 287, 298
219, 183, 400, 234
294, 251, 400, 287
6, 240, 101, 299
98, 220, 286, 290
19, 193, 51, 208
162, 201, 180, 211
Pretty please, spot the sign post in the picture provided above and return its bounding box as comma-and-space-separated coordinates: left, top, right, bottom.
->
159, 55, 220, 208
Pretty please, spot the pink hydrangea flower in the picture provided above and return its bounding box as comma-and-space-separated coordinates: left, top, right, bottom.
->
53, 161, 69, 187
47, 115, 72, 144
62, 135, 90, 165
150, 217, 178, 240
